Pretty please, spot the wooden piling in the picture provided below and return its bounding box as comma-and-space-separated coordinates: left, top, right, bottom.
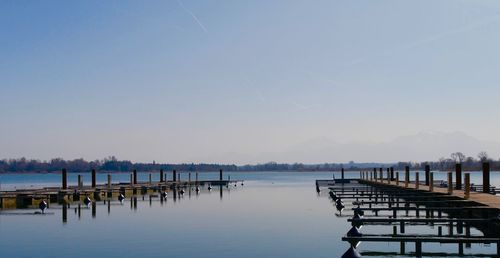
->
390, 167, 394, 181
149, 173, 152, 184
374, 168, 377, 182
425, 164, 430, 186
429, 173, 434, 192
62, 169, 67, 189
464, 173, 470, 199
396, 172, 399, 186
219, 169, 223, 181
404, 166, 409, 188
341, 168, 345, 179
173, 170, 177, 182
107, 174, 112, 188
133, 169, 138, 184
130, 173, 133, 186
92, 169, 96, 188
189, 172, 191, 182
483, 162, 490, 194
447, 172, 453, 194
160, 169, 164, 183
78, 175, 82, 189
379, 168, 383, 181
196, 172, 199, 182
415, 172, 419, 190
455, 163, 462, 190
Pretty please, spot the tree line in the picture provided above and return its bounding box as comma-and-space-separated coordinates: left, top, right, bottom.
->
0, 152, 499, 173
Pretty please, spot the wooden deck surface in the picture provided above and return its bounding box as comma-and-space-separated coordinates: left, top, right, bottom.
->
363, 179, 500, 210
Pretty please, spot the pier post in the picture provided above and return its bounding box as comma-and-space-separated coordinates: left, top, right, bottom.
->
447, 172, 453, 194
415, 172, 419, 190
483, 162, 490, 194
62, 169, 67, 190
196, 172, 199, 182
386, 168, 390, 183
219, 169, 223, 181
455, 163, 462, 190
464, 173, 470, 199
374, 168, 377, 182
390, 167, 394, 181
425, 165, 430, 186
107, 174, 112, 188
130, 173, 133, 186
133, 169, 137, 185
78, 175, 82, 189
379, 168, 383, 181
92, 169, 96, 188
341, 168, 344, 180
149, 173, 152, 184
189, 172, 191, 182
429, 173, 434, 192
173, 170, 177, 182
396, 172, 399, 186
404, 166, 409, 188
160, 169, 164, 183
370, 172, 373, 181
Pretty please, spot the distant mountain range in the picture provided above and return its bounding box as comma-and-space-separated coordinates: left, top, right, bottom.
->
249, 131, 500, 164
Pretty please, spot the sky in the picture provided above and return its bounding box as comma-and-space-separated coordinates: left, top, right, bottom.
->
2, 0, 500, 164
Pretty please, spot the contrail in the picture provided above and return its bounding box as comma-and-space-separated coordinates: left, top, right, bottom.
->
177, 0, 208, 33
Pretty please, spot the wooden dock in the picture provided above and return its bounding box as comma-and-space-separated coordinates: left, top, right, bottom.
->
0, 169, 242, 209
316, 163, 500, 257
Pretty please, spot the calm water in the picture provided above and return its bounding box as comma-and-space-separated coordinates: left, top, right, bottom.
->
0, 171, 498, 257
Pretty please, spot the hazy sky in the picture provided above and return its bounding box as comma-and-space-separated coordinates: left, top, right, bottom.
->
2, 0, 500, 164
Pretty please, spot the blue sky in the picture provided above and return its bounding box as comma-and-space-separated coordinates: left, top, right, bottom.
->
2, 0, 500, 164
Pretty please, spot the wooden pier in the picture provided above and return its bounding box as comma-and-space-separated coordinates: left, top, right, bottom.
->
317, 162, 500, 257
0, 169, 243, 209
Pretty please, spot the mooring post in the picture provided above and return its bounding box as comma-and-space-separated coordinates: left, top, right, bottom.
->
107, 174, 112, 188
173, 170, 177, 182
390, 167, 394, 181
374, 168, 377, 182
415, 241, 422, 257
429, 173, 434, 192
386, 168, 390, 183
404, 166, 409, 188
396, 172, 399, 186
219, 169, 223, 181
379, 168, 383, 181
425, 164, 430, 186
189, 172, 191, 182
447, 172, 453, 194
341, 168, 345, 180
370, 171, 373, 181
92, 169, 96, 188
415, 172, 419, 190
149, 173, 152, 184
483, 162, 490, 194
196, 172, 199, 182
133, 169, 138, 185
455, 163, 462, 190
62, 168, 68, 190
160, 169, 164, 183
78, 175, 82, 189
464, 173, 470, 199
130, 173, 133, 186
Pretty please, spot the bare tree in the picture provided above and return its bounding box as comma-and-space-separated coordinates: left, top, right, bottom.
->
478, 151, 489, 162
451, 152, 466, 163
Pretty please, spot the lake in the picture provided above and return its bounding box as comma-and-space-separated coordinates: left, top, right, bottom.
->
0, 171, 498, 257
